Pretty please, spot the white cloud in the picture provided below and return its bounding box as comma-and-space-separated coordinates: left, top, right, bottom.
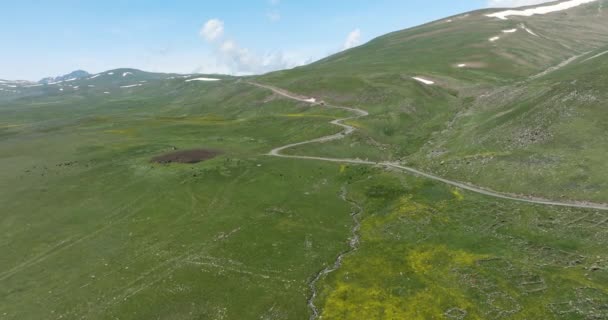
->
487, 0, 550, 7
200, 19, 224, 41
266, 0, 281, 22
343, 29, 362, 50
220, 40, 237, 52
266, 10, 281, 22
198, 19, 313, 75
213, 39, 309, 75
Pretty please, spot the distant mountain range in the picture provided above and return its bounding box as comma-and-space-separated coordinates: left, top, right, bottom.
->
39, 70, 90, 84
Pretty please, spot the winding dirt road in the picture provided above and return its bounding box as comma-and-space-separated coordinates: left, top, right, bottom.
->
249, 81, 608, 211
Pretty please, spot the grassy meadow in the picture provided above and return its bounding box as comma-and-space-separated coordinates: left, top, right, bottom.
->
1, 79, 356, 318
2, 1, 608, 318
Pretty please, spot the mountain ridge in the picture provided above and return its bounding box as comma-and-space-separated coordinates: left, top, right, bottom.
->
39, 70, 90, 84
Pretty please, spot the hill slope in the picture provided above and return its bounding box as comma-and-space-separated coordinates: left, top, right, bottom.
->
259, 0, 608, 202
2, 1, 608, 319
416, 48, 608, 202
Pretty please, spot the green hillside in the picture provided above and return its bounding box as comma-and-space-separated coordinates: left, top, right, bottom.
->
2, 1, 608, 319
266, 0, 608, 84
417, 49, 608, 202
261, 0, 608, 202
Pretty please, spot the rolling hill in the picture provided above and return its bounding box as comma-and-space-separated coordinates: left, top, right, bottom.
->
261, 0, 608, 202
2, 1, 608, 319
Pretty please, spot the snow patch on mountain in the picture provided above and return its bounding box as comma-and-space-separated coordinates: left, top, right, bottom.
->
185, 77, 221, 82
487, 0, 598, 20
412, 77, 435, 85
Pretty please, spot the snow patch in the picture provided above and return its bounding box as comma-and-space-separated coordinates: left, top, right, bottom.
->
457, 64, 467, 68
525, 28, 539, 36
502, 28, 517, 33
107, 72, 114, 75
412, 77, 435, 85
120, 84, 142, 88
122, 72, 133, 77
185, 77, 221, 82
89, 74, 101, 79
521, 24, 539, 36
489, 36, 501, 42
304, 98, 317, 103
486, 0, 598, 20
104, 92, 110, 94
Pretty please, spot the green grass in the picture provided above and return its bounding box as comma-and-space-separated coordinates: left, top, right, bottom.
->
315, 170, 608, 319
2, 1, 608, 319
3, 75, 607, 319
0, 80, 358, 319
1, 156, 357, 319
413, 50, 608, 202
258, 0, 608, 202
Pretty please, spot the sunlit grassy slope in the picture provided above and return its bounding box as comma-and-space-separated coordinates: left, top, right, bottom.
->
416, 49, 608, 202
0, 77, 358, 318
2, 1, 608, 319
261, 0, 608, 202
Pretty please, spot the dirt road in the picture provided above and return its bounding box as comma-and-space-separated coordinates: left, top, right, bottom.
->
249, 81, 608, 211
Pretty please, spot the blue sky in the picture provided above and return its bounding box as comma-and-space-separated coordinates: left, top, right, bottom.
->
0, 0, 546, 80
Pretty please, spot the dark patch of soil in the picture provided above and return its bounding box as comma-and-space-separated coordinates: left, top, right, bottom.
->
152, 149, 221, 164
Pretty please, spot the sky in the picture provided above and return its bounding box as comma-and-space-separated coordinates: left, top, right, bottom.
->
0, 0, 551, 80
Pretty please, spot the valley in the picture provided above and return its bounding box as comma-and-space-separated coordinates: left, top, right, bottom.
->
2, 0, 608, 319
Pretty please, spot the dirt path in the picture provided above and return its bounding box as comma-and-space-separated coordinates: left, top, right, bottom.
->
529, 51, 590, 80
249, 81, 608, 211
